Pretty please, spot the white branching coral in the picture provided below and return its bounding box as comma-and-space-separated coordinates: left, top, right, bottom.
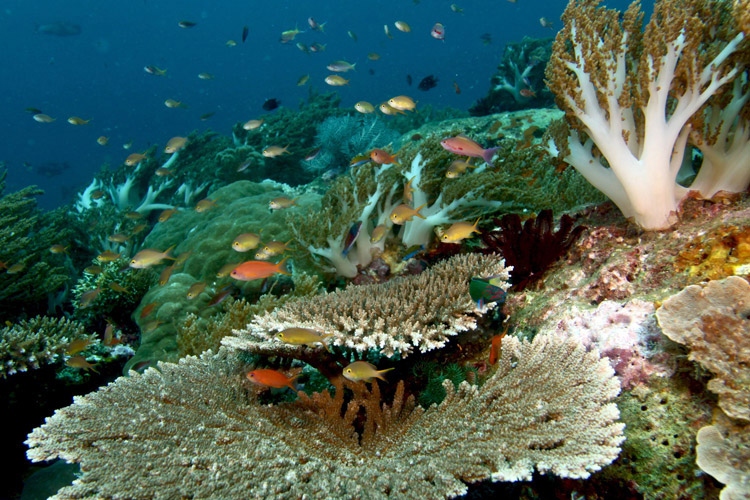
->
26, 332, 624, 499
545, 0, 748, 229
227, 253, 510, 357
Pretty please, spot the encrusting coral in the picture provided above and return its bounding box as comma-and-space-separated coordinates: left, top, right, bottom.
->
695, 411, 750, 500
227, 253, 511, 358
0, 316, 96, 378
26, 331, 624, 499
656, 275, 750, 422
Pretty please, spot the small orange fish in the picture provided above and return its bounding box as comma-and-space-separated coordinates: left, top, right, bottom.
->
159, 264, 176, 286
79, 287, 102, 308
66, 355, 98, 373
370, 148, 398, 165
519, 88, 536, 98
49, 244, 69, 254
164, 136, 187, 153
132, 224, 148, 234
97, 250, 122, 262
230, 259, 290, 281
66, 338, 93, 355
246, 368, 298, 390
186, 281, 207, 299
109, 282, 128, 293
103, 322, 121, 346
158, 208, 178, 223
125, 153, 147, 166
440, 218, 481, 244
195, 198, 217, 212
140, 302, 158, 319
489, 331, 507, 366
268, 197, 297, 210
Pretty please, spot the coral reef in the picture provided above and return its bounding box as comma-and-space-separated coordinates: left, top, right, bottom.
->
305, 114, 400, 174
656, 276, 750, 422
0, 316, 96, 378
470, 37, 554, 115
0, 171, 73, 319
26, 331, 624, 499
227, 253, 510, 358
545, 0, 749, 229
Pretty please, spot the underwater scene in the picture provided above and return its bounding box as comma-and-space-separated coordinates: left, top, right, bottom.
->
1, 0, 749, 498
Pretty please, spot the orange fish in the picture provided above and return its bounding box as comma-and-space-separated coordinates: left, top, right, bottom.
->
129, 246, 175, 269
140, 302, 158, 319
489, 331, 507, 366
230, 259, 289, 281
125, 153, 147, 166
66, 338, 93, 355
440, 135, 499, 166
389, 203, 426, 225
66, 355, 99, 373
370, 148, 398, 165
246, 368, 298, 390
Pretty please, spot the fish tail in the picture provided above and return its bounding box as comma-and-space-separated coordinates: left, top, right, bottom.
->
277, 257, 292, 275
482, 147, 500, 167
375, 367, 395, 381
414, 203, 427, 219
164, 245, 177, 260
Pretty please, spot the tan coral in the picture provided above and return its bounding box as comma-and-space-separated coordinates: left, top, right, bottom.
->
226, 253, 511, 358
696, 411, 750, 500
656, 276, 750, 422
26, 332, 623, 499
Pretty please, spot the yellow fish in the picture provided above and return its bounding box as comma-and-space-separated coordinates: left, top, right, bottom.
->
125, 153, 147, 166
67, 116, 91, 125
262, 145, 290, 158
276, 328, 332, 350
387, 95, 417, 111
394, 21, 411, 33
97, 136, 109, 146
297, 74, 310, 86
195, 198, 217, 212
186, 281, 207, 299
79, 287, 102, 308
232, 232, 261, 252
32, 113, 55, 123
354, 101, 374, 114
243, 119, 264, 130
324, 75, 349, 86
165, 136, 187, 153
198, 72, 215, 80
66, 338, 93, 355
370, 224, 388, 243
342, 361, 394, 382
164, 99, 187, 109
440, 219, 481, 243
158, 208, 178, 223
445, 159, 477, 179
389, 203, 426, 225
97, 250, 122, 262
379, 102, 404, 115
129, 246, 175, 269
255, 240, 291, 259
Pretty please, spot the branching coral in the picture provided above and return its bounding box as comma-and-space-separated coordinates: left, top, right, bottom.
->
0, 316, 95, 377
227, 253, 510, 358
545, 0, 748, 230
26, 332, 623, 499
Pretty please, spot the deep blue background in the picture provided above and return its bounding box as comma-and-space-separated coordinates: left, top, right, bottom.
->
1, 0, 641, 209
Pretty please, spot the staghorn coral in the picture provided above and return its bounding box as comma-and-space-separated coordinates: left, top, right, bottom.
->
227, 253, 511, 358
545, 0, 748, 229
26, 332, 624, 499
0, 316, 96, 378
656, 275, 750, 422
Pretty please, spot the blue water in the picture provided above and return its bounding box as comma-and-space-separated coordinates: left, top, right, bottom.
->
0, 0, 639, 209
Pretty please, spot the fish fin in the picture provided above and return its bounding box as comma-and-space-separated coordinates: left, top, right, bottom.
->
414, 203, 427, 219
164, 245, 177, 260
277, 257, 291, 275
375, 367, 395, 381
482, 147, 500, 167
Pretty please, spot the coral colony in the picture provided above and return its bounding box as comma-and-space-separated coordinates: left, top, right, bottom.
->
0, 0, 746, 499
